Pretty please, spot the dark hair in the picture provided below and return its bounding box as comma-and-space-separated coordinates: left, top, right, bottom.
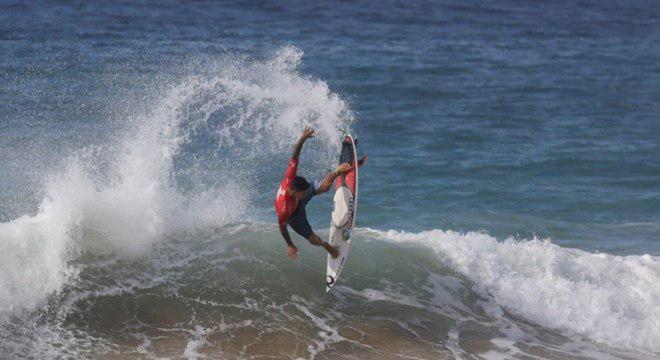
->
291, 176, 310, 192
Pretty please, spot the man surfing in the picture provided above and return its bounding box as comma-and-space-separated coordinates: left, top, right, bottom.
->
275, 126, 364, 260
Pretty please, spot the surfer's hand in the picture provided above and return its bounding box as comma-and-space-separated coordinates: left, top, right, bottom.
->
336, 163, 351, 173
300, 126, 315, 141
287, 245, 299, 260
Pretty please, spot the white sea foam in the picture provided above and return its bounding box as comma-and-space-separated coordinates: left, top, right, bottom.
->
0, 46, 349, 314
371, 228, 660, 353
182, 325, 211, 360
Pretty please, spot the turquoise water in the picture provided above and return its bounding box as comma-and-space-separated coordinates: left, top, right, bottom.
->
0, 1, 658, 359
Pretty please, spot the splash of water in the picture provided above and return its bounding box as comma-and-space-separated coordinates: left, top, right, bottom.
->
0, 46, 351, 313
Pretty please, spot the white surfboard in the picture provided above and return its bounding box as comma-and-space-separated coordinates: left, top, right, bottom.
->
326, 131, 358, 291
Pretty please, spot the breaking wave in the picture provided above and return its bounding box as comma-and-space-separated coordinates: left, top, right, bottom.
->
373, 228, 660, 353
0, 46, 351, 314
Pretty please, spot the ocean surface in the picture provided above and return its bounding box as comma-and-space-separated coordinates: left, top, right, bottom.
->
1, 1, 659, 359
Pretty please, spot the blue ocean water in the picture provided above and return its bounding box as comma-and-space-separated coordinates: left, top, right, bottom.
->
2, 1, 658, 253
0, 1, 659, 359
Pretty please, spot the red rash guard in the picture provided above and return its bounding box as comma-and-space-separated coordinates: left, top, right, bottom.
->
274, 158, 299, 227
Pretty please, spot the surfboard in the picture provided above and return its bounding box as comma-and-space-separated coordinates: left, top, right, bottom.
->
326, 130, 358, 291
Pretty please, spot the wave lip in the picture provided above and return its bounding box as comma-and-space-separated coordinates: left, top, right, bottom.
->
372, 228, 660, 354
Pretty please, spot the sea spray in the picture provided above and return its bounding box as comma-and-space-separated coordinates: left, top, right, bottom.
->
0, 46, 350, 314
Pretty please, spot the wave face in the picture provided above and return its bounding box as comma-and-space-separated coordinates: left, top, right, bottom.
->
2, 225, 657, 359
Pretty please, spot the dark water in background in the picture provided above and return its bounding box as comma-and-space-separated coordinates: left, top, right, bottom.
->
0, 1, 659, 359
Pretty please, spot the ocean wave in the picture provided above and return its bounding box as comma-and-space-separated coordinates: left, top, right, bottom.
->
0, 46, 350, 314
370, 228, 660, 353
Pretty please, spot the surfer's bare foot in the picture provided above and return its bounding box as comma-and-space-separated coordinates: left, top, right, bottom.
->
329, 245, 340, 259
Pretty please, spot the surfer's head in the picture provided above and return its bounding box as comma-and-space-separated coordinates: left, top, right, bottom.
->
289, 176, 310, 199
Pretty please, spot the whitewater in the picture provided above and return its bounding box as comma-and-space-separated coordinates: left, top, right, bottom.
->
0, 45, 343, 313
0, 48, 658, 359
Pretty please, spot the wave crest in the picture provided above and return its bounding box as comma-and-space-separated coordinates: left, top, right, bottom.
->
373, 228, 660, 353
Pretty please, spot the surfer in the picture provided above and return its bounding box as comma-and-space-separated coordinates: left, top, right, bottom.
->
275, 126, 364, 260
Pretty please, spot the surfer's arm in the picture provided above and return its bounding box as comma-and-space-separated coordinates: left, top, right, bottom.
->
279, 223, 294, 247
291, 126, 315, 160
278, 224, 299, 260
316, 163, 352, 194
